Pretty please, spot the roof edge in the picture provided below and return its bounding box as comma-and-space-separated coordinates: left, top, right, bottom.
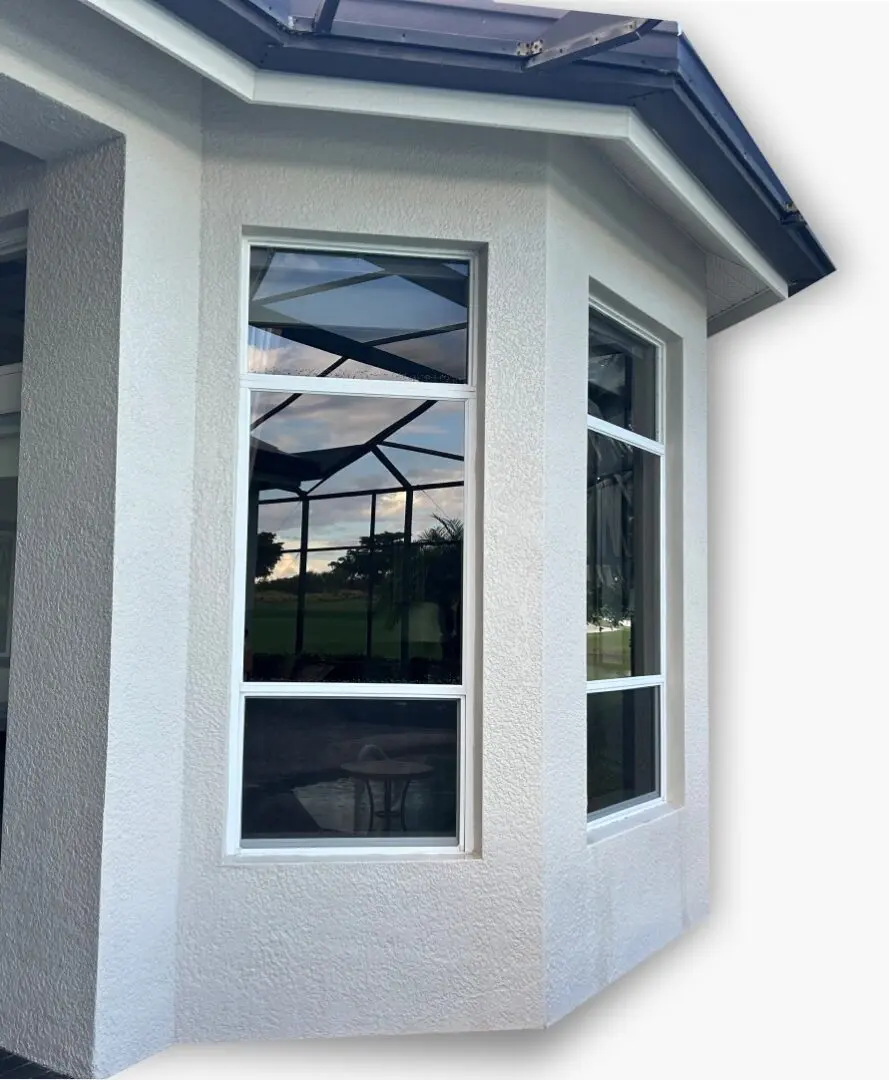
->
74, 0, 813, 310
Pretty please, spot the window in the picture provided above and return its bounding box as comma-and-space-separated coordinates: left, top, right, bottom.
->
586, 306, 664, 819
233, 243, 477, 851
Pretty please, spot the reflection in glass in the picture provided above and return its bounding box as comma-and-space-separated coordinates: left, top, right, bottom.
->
241, 697, 459, 842
587, 431, 660, 680
587, 687, 658, 814
245, 392, 465, 684
248, 248, 470, 383
588, 310, 657, 438
0, 250, 26, 368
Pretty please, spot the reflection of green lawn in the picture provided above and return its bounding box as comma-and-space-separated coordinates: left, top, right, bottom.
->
251, 595, 442, 660
587, 627, 631, 680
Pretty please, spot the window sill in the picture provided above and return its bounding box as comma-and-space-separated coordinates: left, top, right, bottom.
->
587, 797, 678, 845
224, 843, 476, 866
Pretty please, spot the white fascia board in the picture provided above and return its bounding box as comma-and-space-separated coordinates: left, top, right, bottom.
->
625, 113, 787, 301
254, 69, 631, 140
74, 0, 788, 306
76, 0, 257, 100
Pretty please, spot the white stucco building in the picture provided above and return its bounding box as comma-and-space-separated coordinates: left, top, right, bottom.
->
0, 2, 834, 1077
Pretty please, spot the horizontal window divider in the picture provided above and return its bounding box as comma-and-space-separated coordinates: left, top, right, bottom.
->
240, 374, 476, 399
239, 681, 467, 699
586, 674, 664, 694
244, 234, 478, 265
587, 415, 664, 456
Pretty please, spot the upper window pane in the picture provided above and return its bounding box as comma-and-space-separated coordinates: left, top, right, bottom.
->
587, 431, 660, 680
588, 309, 657, 439
248, 248, 470, 384
245, 391, 465, 685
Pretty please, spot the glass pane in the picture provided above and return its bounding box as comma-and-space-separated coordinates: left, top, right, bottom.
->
248, 248, 470, 383
0, 249, 26, 368
587, 687, 658, 815
588, 309, 657, 438
242, 697, 460, 842
245, 392, 465, 684
587, 431, 660, 680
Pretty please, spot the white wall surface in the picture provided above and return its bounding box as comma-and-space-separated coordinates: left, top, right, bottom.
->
0, 136, 125, 1080
180, 90, 552, 1043
0, 0, 712, 1071
542, 138, 709, 1023
0, 1, 203, 1075
177, 89, 711, 1046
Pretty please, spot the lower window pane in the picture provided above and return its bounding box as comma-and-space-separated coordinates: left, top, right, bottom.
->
242, 697, 460, 843
587, 686, 658, 815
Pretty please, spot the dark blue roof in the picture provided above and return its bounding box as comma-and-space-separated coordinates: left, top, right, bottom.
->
157, 1, 833, 294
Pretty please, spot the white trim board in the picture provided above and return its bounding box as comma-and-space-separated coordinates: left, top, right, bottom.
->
72, 0, 788, 328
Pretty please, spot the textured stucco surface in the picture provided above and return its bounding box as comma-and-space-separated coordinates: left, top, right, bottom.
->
0, 1, 203, 1076
1, 0, 712, 1070
0, 138, 124, 1080
542, 139, 710, 1024
178, 91, 551, 1042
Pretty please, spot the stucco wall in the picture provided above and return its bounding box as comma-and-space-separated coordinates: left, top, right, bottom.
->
178, 89, 552, 1042
542, 138, 710, 1023
0, 1, 203, 1075
177, 90, 711, 1045
0, 138, 124, 1080
1, 0, 712, 1070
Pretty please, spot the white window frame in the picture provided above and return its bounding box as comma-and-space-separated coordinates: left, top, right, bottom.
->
226, 236, 480, 860
586, 297, 668, 829
0, 222, 26, 667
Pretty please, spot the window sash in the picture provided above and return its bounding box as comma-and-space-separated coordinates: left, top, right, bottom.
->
228, 239, 480, 855
586, 301, 667, 821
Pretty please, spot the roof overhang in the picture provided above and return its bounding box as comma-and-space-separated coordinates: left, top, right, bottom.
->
73, 0, 835, 334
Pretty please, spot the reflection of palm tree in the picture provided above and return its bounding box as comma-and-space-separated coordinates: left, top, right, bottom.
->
414, 516, 463, 665
375, 515, 464, 666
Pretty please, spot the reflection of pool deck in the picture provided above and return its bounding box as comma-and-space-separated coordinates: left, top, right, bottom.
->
243, 711, 456, 788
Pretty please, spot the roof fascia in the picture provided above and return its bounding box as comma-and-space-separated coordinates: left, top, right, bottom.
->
74, 0, 788, 310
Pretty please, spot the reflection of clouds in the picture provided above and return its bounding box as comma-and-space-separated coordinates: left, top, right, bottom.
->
383, 328, 466, 381
247, 322, 467, 384
249, 250, 471, 380
252, 393, 464, 460
250, 384, 466, 582
260, 271, 465, 340
248, 335, 333, 377
252, 250, 375, 302
262, 484, 465, 580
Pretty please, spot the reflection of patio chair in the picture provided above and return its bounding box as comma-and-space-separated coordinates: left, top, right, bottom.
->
352, 743, 388, 833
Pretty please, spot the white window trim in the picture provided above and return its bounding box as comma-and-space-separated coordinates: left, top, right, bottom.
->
586, 298, 668, 832
225, 235, 480, 859
0, 222, 26, 665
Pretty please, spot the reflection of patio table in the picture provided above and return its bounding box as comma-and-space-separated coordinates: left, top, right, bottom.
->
342, 760, 433, 834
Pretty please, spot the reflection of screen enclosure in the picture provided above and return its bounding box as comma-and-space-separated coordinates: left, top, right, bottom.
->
245, 250, 470, 686
247, 392, 466, 685
586, 307, 663, 817
239, 248, 474, 845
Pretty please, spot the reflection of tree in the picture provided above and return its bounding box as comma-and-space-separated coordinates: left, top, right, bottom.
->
588, 443, 633, 630
331, 514, 464, 662
327, 531, 404, 586
255, 531, 284, 581
393, 516, 463, 665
